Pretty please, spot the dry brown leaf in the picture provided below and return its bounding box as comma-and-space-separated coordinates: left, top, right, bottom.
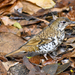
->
33, 9, 50, 16
66, 37, 75, 44
59, 10, 75, 21
0, 0, 16, 15
41, 58, 56, 66
8, 0, 16, 4
20, 19, 41, 26
21, 0, 41, 15
51, 6, 69, 12
0, 0, 16, 8
22, 25, 42, 38
0, 32, 25, 56
69, 43, 75, 48
29, 55, 54, 65
26, 0, 56, 9
8, 63, 29, 75
0, 7, 7, 15
6, 1, 23, 14
0, 16, 16, 25
29, 55, 45, 64
0, 60, 7, 75
42, 63, 58, 75
56, 62, 70, 74
0, 55, 8, 62
23, 27, 31, 36
67, 10, 75, 21
58, 72, 70, 75
6, 25, 21, 36
59, 50, 75, 60
70, 62, 75, 68
55, 0, 75, 8
69, 50, 75, 57
23, 56, 36, 71
0, 1, 23, 15
2, 61, 19, 71
0, 25, 9, 32
0, 25, 21, 36
23, 56, 46, 75
64, 37, 75, 48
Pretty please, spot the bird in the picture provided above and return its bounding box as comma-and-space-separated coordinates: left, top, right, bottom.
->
5, 17, 75, 59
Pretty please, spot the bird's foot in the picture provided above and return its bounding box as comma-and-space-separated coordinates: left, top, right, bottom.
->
48, 53, 61, 61
44, 54, 48, 60
44, 53, 61, 61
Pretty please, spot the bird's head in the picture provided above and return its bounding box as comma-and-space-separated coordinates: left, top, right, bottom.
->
52, 17, 75, 31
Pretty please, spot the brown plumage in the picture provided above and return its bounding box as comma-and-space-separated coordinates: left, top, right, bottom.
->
5, 17, 75, 57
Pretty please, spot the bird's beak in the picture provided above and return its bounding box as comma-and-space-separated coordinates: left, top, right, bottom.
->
66, 21, 75, 27
70, 21, 75, 24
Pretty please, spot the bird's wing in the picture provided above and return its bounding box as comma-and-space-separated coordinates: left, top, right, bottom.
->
26, 36, 52, 45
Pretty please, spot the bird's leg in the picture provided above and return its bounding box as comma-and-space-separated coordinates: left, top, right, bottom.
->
44, 54, 48, 60
44, 53, 61, 60
48, 52, 61, 60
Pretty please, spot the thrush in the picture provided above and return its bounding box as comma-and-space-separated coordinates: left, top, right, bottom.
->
5, 17, 75, 58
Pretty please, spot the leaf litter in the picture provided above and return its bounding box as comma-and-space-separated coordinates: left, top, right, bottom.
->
0, 0, 75, 75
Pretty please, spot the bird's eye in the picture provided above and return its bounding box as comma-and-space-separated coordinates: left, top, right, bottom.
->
62, 21, 66, 23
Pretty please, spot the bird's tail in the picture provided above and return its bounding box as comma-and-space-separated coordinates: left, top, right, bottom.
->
5, 45, 39, 57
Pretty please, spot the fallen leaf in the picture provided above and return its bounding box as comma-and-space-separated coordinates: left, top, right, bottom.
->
2, 61, 19, 71
64, 37, 75, 48
0, 32, 25, 56
0, 0, 16, 8
6, 25, 21, 36
20, 19, 41, 26
55, 0, 75, 8
0, 1, 23, 15
21, 0, 41, 15
0, 60, 7, 75
9, 63, 29, 75
22, 25, 42, 38
66, 37, 75, 43
59, 10, 75, 21
1, 16, 16, 25
7, 1, 23, 13
0, 25, 9, 32
56, 62, 70, 74
51, 6, 69, 12
26, 0, 56, 9
0, 25, 21, 36
69, 49, 75, 57
70, 62, 75, 68
23, 56, 36, 71
23, 56, 46, 75
13, 22, 22, 29
41, 58, 57, 66
0, 55, 8, 62
23, 56, 36, 75
42, 63, 58, 75
57, 72, 70, 75
33, 9, 50, 16
29, 55, 45, 64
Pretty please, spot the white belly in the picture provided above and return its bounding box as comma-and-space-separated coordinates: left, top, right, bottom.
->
36, 36, 62, 54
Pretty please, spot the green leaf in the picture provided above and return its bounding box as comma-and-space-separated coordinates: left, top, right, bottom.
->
27, 56, 32, 59
13, 22, 22, 29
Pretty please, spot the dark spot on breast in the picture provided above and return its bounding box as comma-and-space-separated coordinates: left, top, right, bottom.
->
57, 36, 60, 39
51, 37, 55, 41
52, 42, 56, 45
